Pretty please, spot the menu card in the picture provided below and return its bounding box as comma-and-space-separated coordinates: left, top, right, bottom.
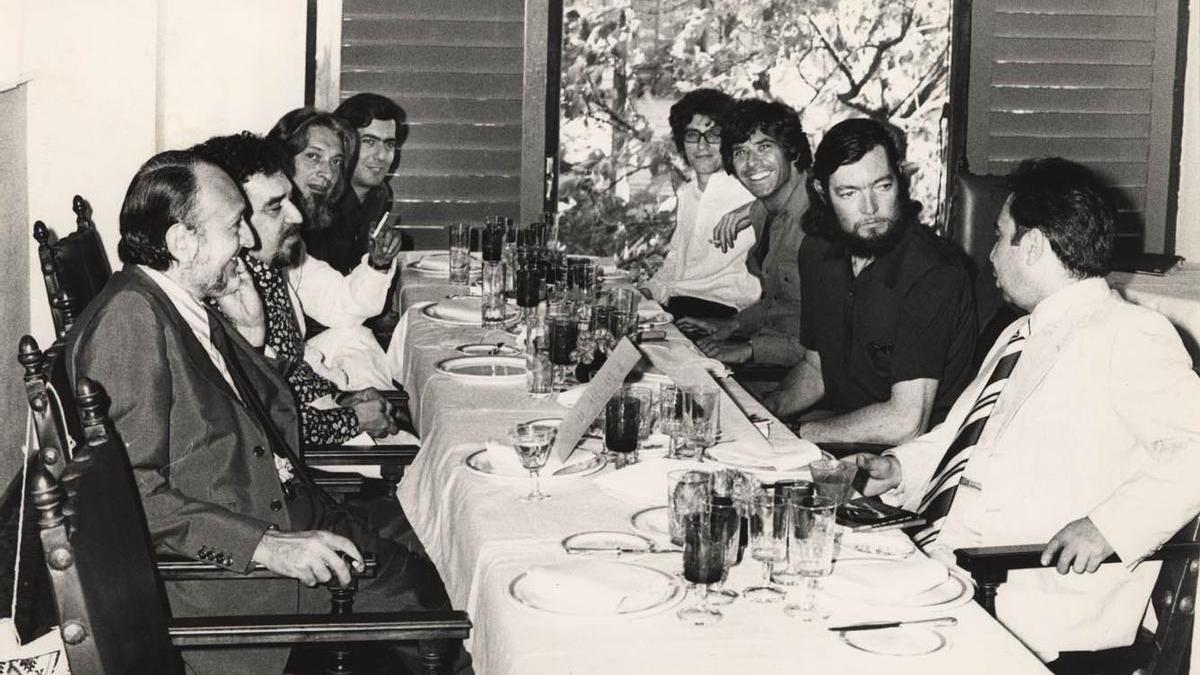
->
551, 338, 643, 462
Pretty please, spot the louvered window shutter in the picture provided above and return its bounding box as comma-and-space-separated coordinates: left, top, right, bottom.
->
340, 0, 527, 249
964, 0, 1185, 254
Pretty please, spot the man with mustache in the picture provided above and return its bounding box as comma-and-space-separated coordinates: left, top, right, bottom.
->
765, 118, 976, 444
192, 132, 401, 445
675, 99, 811, 368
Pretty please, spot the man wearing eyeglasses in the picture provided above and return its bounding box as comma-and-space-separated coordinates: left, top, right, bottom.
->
641, 89, 757, 320
676, 99, 811, 369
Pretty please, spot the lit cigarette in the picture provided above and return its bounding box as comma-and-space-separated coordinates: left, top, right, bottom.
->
371, 211, 391, 238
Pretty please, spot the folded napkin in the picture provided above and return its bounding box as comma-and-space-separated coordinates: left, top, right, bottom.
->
705, 441, 820, 472
593, 457, 706, 506
411, 254, 451, 273
826, 557, 949, 604
429, 296, 482, 324
483, 439, 595, 477
520, 561, 671, 614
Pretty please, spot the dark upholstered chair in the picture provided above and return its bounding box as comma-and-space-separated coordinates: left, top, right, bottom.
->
33, 196, 113, 339
955, 517, 1199, 675
22, 373, 470, 675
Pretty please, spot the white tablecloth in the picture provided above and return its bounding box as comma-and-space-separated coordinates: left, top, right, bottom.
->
392, 264, 1049, 675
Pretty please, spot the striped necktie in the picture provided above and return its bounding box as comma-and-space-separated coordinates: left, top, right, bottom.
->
913, 318, 1030, 547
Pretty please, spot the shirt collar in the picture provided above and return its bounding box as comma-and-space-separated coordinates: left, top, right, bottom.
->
1027, 276, 1111, 335
823, 221, 917, 290
137, 264, 214, 341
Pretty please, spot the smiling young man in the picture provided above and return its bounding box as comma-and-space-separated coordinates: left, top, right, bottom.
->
675, 98, 811, 367
642, 89, 757, 320
764, 118, 976, 444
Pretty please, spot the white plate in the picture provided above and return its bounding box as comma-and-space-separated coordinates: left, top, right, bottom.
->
406, 252, 481, 275
638, 311, 674, 327
842, 626, 948, 656
630, 505, 672, 543
456, 342, 521, 357
561, 530, 656, 555
824, 560, 974, 610
435, 355, 527, 382
422, 300, 518, 326
462, 447, 606, 480
508, 560, 685, 618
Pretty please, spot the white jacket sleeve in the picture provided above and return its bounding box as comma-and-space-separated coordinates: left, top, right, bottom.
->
289, 252, 396, 328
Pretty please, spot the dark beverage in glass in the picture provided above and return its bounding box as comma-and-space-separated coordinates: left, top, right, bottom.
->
682, 514, 724, 585
481, 222, 504, 262
604, 396, 640, 454
547, 315, 577, 365
515, 268, 540, 308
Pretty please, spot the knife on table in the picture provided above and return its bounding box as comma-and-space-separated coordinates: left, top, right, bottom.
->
828, 616, 957, 632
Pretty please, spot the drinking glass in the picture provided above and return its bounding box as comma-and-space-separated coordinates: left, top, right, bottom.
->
685, 385, 720, 461
610, 287, 639, 338
676, 507, 732, 625
480, 261, 506, 327
705, 495, 741, 606
604, 389, 641, 468
783, 495, 838, 620
769, 481, 814, 587
624, 385, 656, 442
667, 469, 711, 547
480, 220, 505, 263
509, 423, 553, 502
743, 494, 787, 603
657, 384, 692, 459
546, 309, 578, 391
514, 265, 541, 327
447, 223, 471, 285
808, 458, 857, 507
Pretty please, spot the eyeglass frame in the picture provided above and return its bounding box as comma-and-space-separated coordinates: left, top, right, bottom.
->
682, 129, 722, 145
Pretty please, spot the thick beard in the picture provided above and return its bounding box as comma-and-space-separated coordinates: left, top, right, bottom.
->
301, 191, 335, 231
272, 236, 304, 268
840, 217, 908, 258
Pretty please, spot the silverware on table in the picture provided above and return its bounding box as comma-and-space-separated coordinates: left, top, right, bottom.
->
564, 544, 682, 555
828, 616, 958, 632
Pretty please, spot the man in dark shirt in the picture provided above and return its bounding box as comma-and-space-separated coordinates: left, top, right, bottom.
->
765, 118, 976, 444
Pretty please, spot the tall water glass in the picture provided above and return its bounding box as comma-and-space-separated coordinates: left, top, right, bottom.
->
604, 389, 641, 468
657, 384, 691, 459
667, 469, 711, 547
509, 423, 553, 502
783, 495, 838, 620
480, 261, 506, 327
447, 223, 471, 285
705, 495, 741, 607
743, 494, 787, 603
546, 310, 577, 391
769, 481, 814, 587
676, 507, 730, 626
686, 385, 720, 461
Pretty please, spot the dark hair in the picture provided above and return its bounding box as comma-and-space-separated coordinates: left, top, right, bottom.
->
191, 132, 290, 187
668, 89, 736, 156
117, 150, 206, 270
801, 117, 917, 237
334, 92, 408, 174
266, 107, 357, 202
719, 99, 812, 175
1006, 157, 1115, 278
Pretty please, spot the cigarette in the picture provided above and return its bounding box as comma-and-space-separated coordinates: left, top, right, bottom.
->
371, 211, 391, 239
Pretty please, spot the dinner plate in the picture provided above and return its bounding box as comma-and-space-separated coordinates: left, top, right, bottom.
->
630, 505, 672, 543
435, 355, 527, 383
405, 252, 481, 275
422, 299, 518, 326
824, 560, 974, 610
842, 626, 948, 656
508, 559, 685, 618
561, 530, 657, 555
838, 531, 917, 559
456, 342, 521, 357
461, 447, 606, 480
638, 311, 673, 328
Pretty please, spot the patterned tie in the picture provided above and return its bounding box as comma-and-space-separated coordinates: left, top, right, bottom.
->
913, 318, 1030, 547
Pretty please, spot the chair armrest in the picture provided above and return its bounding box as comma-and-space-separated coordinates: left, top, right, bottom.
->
305, 444, 420, 466
156, 553, 378, 582
169, 609, 471, 647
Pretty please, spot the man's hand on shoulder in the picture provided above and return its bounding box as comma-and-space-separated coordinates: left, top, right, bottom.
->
1041, 517, 1115, 574
251, 529, 364, 587
711, 202, 754, 252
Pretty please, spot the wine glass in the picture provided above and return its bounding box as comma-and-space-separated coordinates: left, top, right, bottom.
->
509, 423, 553, 502
685, 385, 720, 462
743, 493, 787, 603
704, 494, 741, 606
546, 309, 578, 391
676, 506, 731, 625
783, 495, 838, 621
657, 384, 691, 459
604, 389, 641, 469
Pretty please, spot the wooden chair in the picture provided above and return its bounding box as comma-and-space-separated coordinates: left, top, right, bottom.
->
23, 375, 470, 675
955, 517, 1200, 675
33, 195, 113, 339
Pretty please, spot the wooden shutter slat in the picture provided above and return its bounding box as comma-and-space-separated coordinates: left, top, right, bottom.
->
341, 71, 523, 98
398, 148, 522, 174
988, 88, 1152, 115
989, 137, 1149, 162
346, 0, 521, 20
342, 45, 523, 72
994, 13, 1155, 40
992, 63, 1153, 89
340, 94, 523, 126
988, 112, 1151, 138
993, 38, 1155, 66
996, 0, 1153, 15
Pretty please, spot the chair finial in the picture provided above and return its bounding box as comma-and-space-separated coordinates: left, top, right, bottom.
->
18, 335, 44, 371
29, 463, 66, 529
33, 220, 50, 244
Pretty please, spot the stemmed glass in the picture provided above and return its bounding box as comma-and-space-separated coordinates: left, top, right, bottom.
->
704, 494, 741, 606
546, 308, 578, 391
657, 384, 692, 459
604, 389, 641, 469
783, 495, 838, 620
743, 493, 787, 603
676, 505, 732, 625
685, 385, 720, 462
509, 423, 553, 502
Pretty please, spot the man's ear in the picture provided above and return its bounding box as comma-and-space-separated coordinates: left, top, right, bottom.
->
1022, 227, 1045, 266
164, 222, 198, 264
811, 179, 826, 204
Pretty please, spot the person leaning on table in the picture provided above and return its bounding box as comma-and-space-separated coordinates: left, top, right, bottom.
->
848, 157, 1200, 666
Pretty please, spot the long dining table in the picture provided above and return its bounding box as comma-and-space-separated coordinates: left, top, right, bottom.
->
387, 253, 1050, 675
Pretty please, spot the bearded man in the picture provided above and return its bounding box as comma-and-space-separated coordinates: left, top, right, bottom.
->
764, 118, 977, 444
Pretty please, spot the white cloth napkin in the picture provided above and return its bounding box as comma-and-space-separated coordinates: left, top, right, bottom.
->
706, 440, 821, 472
429, 296, 482, 324
826, 557, 949, 603
483, 439, 596, 477
592, 457, 706, 506
639, 343, 729, 381
412, 254, 451, 273
520, 561, 672, 614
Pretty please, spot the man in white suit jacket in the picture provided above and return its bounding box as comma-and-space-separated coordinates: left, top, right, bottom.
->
854, 158, 1200, 664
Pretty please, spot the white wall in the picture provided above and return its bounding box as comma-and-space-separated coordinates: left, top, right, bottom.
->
16, 0, 306, 347
1175, 0, 1200, 260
